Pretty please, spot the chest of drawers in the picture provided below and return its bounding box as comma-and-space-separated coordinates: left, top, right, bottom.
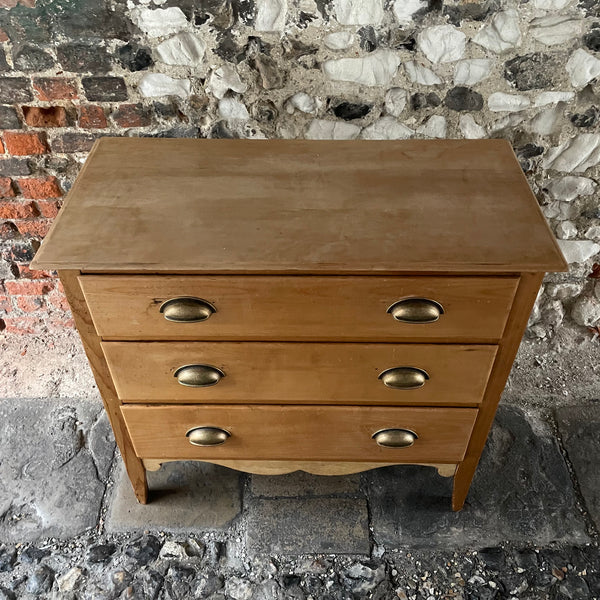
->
31, 138, 566, 511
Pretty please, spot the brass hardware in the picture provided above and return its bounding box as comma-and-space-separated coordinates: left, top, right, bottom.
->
372, 428, 418, 448
186, 426, 230, 446
174, 364, 224, 387
378, 367, 429, 389
387, 298, 444, 323
159, 297, 216, 323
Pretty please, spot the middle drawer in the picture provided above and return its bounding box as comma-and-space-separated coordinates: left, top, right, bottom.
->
102, 342, 497, 405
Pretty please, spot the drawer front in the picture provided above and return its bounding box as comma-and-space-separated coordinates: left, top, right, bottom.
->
121, 404, 478, 462
81, 275, 518, 341
102, 341, 497, 405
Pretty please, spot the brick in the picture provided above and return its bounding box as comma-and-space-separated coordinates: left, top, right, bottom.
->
0, 200, 38, 219
112, 103, 152, 128
48, 316, 75, 331
3, 131, 49, 155
33, 78, 78, 101
0, 295, 11, 313
0, 78, 33, 104
0, 158, 32, 176
56, 280, 65, 294
82, 77, 128, 102
0, 138, 3, 153
0, 177, 16, 197
17, 176, 62, 199
22, 106, 69, 128
0, 29, 9, 43
5, 280, 54, 295
57, 43, 110, 73
15, 264, 53, 279
52, 133, 96, 153
2, 316, 45, 334
47, 290, 70, 311
16, 295, 45, 312
0, 106, 22, 129
78, 105, 107, 128
36, 199, 60, 218
13, 45, 54, 72
14, 219, 52, 237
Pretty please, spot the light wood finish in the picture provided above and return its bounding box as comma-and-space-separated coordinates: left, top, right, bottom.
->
58, 270, 148, 503
142, 459, 458, 477
31, 138, 567, 274
102, 341, 497, 406
80, 275, 518, 342
122, 404, 477, 462
451, 273, 544, 511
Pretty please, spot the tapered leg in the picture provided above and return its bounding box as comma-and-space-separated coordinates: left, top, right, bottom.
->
451, 273, 544, 511
59, 270, 148, 504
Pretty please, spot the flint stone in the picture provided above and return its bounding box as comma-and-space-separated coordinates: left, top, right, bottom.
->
416, 115, 447, 138
306, 119, 360, 139
459, 114, 486, 139
13, 45, 53, 71
323, 50, 400, 86
473, 9, 522, 54
118, 43, 154, 72
404, 60, 441, 85
139, 73, 191, 98
505, 53, 556, 91
255, 0, 287, 31
556, 405, 600, 526
546, 176, 596, 201
219, 97, 249, 120
0, 78, 32, 103
367, 406, 588, 548
534, 0, 572, 8
530, 15, 583, 46
334, 0, 383, 25
0, 548, 16, 572
556, 221, 577, 239
529, 104, 563, 135
571, 296, 600, 326
0, 399, 108, 542
453, 58, 492, 86
87, 543, 117, 564
286, 92, 318, 114
543, 134, 600, 172
130, 7, 188, 37
358, 26, 377, 52
361, 117, 413, 140
546, 282, 583, 300
392, 0, 427, 24
83, 77, 128, 102
385, 88, 407, 117
207, 65, 247, 99
156, 32, 206, 66
411, 92, 441, 110
26, 565, 55, 595
445, 86, 483, 111
417, 25, 466, 63
323, 31, 353, 50
58, 567, 84, 592
332, 101, 371, 120
534, 91, 575, 107
571, 106, 599, 128
0, 106, 21, 129
566, 49, 600, 89
488, 92, 530, 112
557, 240, 600, 263
251, 54, 286, 89
584, 28, 600, 52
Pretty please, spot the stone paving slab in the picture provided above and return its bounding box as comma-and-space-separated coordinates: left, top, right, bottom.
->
366, 405, 589, 548
245, 497, 370, 555
556, 403, 600, 529
0, 398, 114, 542
250, 471, 360, 497
106, 461, 242, 533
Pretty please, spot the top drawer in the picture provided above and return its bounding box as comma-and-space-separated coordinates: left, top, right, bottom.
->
80, 275, 518, 342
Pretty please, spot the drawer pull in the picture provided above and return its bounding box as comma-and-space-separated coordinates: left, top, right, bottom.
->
378, 367, 429, 390
372, 428, 417, 448
388, 298, 443, 323
174, 364, 224, 387
160, 297, 216, 323
186, 426, 230, 446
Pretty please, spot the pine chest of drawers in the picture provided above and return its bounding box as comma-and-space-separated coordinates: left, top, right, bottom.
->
31, 138, 567, 511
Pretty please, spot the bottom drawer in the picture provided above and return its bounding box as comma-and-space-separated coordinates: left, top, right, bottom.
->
121, 404, 477, 463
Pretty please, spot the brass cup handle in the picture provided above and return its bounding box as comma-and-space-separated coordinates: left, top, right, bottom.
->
373, 428, 418, 448
186, 426, 230, 446
379, 367, 429, 390
387, 298, 444, 323
160, 297, 216, 323
174, 364, 224, 387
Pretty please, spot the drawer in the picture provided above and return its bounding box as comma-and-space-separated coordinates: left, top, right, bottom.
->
80, 275, 518, 342
121, 404, 478, 462
102, 341, 497, 405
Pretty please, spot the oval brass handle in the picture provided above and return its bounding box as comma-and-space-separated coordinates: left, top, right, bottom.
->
372, 428, 418, 448
186, 426, 230, 446
387, 298, 444, 323
159, 297, 216, 323
378, 367, 429, 390
174, 364, 224, 387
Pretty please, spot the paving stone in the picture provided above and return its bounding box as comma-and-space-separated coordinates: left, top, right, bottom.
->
366, 405, 589, 548
555, 404, 600, 529
0, 398, 110, 542
106, 461, 242, 533
250, 472, 360, 497
246, 497, 370, 555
